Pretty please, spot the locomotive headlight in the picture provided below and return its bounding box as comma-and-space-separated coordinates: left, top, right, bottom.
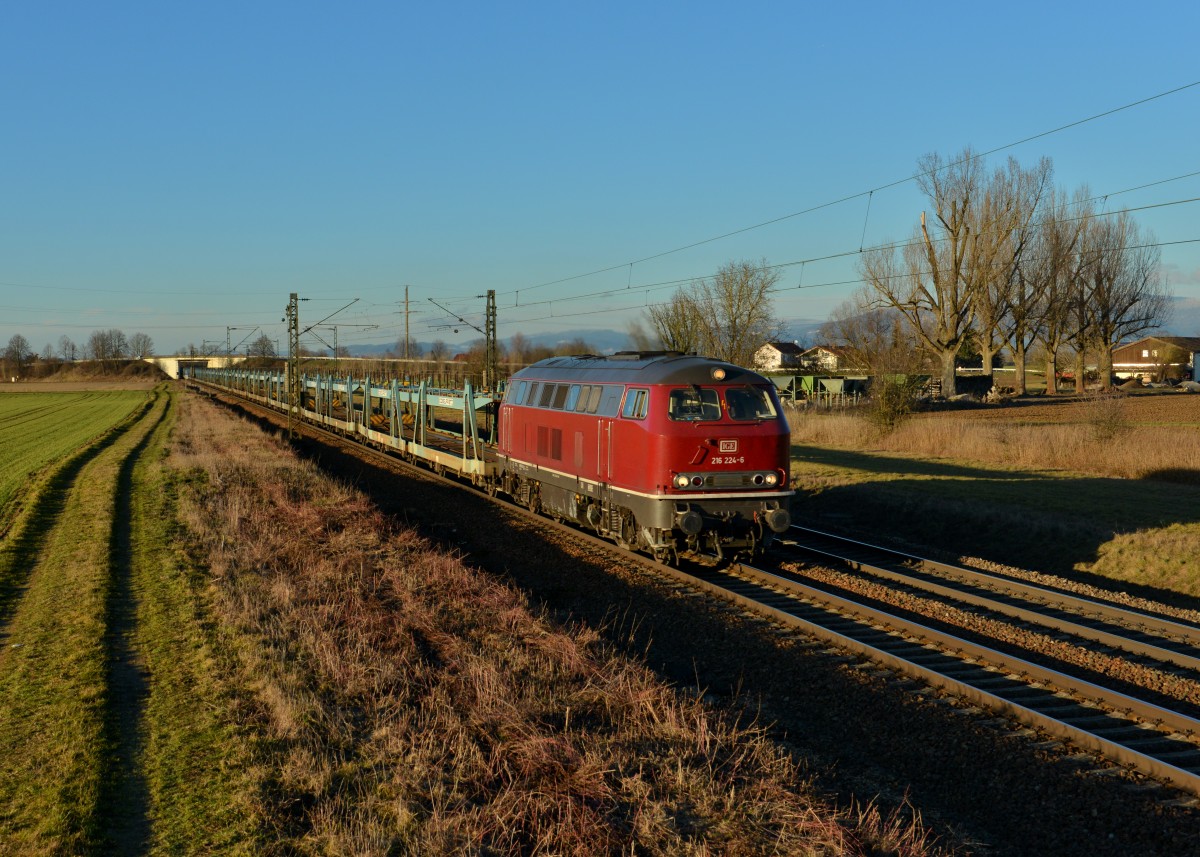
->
764, 472, 779, 487
674, 474, 691, 489
711, 367, 726, 381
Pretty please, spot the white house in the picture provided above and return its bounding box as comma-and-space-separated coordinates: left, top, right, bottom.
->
753, 341, 804, 371
798, 345, 860, 373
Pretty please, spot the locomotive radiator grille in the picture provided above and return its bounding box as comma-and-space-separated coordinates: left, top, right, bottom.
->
706, 473, 757, 489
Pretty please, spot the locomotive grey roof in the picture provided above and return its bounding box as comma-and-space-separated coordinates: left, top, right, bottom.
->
511, 352, 770, 386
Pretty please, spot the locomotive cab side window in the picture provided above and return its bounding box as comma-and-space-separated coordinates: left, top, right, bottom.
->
668, 387, 721, 421
621, 388, 649, 420
597, 386, 621, 416
725, 386, 779, 421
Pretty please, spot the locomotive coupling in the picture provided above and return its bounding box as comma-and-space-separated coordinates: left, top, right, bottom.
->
763, 507, 791, 533
676, 508, 705, 535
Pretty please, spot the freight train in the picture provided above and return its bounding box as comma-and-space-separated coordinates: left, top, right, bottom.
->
190, 351, 793, 561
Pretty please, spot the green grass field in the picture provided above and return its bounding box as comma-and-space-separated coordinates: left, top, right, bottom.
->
0, 391, 150, 535
0, 387, 258, 854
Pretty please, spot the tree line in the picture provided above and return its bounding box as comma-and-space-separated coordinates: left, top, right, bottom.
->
638, 149, 1170, 399
3, 329, 156, 375
838, 148, 1168, 396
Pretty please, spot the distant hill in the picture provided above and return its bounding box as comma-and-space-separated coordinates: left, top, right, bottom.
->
346, 328, 634, 358
1162, 297, 1200, 337
346, 319, 831, 358
339, 302, 1200, 361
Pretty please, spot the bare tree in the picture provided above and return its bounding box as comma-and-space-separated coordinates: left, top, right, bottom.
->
1008, 186, 1084, 394
394, 337, 424, 360
647, 289, 705, 354
506, 332, 532, 365
822, 288, 927, 376
625, 320, 660, 352
861, 149, 985, 397
4, 334, 33, 373
128, 332, 154, 359
87, 329, 129, 360
648, 259, 782, 365
696, 260, 783, 366
1084, 212, 1169, 388
247, 334, 277, 358
428, 340, 449, 362
1036, 190, 1094, 394
58, 335, 78, 362
823, 288, 930, 427
971, 156, 1052, 376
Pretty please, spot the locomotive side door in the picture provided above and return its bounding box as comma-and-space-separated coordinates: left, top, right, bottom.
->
598, 418, 613, 482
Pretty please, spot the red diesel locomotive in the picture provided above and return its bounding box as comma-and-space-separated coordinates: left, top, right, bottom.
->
496, 351, 793, 561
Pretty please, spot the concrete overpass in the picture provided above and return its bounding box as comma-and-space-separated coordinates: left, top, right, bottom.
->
146, 355, 247, 379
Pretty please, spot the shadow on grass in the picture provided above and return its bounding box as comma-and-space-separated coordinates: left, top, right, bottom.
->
98, 394, 168, 854
791, 444, 1200, 607
1142, 468, 1200, 486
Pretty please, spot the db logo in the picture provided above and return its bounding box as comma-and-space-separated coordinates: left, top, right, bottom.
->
718, 439, 738, 453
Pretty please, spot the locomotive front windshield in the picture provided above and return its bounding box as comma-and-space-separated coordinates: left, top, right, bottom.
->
668, 387, 722, 421
724, 386, 778, 421
667, 385, 778, 422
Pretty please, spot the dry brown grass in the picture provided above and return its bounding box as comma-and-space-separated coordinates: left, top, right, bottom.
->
171, 394, 944, 855
789, 397, 1200, 482
789, 395, 1200, 594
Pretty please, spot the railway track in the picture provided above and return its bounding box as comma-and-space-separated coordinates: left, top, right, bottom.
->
761, 526, 1200, 797
195, 381, 1200, 799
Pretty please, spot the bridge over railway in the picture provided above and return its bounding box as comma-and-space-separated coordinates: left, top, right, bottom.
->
143, 355, 246, 379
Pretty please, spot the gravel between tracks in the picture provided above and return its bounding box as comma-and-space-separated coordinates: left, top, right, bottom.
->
230, 397, 1200, 856
780, 560, 1200, 724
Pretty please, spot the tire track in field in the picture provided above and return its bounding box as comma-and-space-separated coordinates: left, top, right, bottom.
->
0, 398, 152, 636
0, 391, 165, 853
97, 395, 170, 854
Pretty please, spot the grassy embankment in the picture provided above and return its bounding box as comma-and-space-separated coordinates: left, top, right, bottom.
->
0, 387, 257, 854
789, 393, 1200, 595
166, 389, 939, 854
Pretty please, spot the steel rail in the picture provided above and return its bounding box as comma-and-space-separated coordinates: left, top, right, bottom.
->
784, 525, 1200, 673
723, 561, 1200, 797
192, 379, 1200, 795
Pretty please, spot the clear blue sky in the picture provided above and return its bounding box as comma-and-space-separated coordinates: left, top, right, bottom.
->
3, 0, 1199, 355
